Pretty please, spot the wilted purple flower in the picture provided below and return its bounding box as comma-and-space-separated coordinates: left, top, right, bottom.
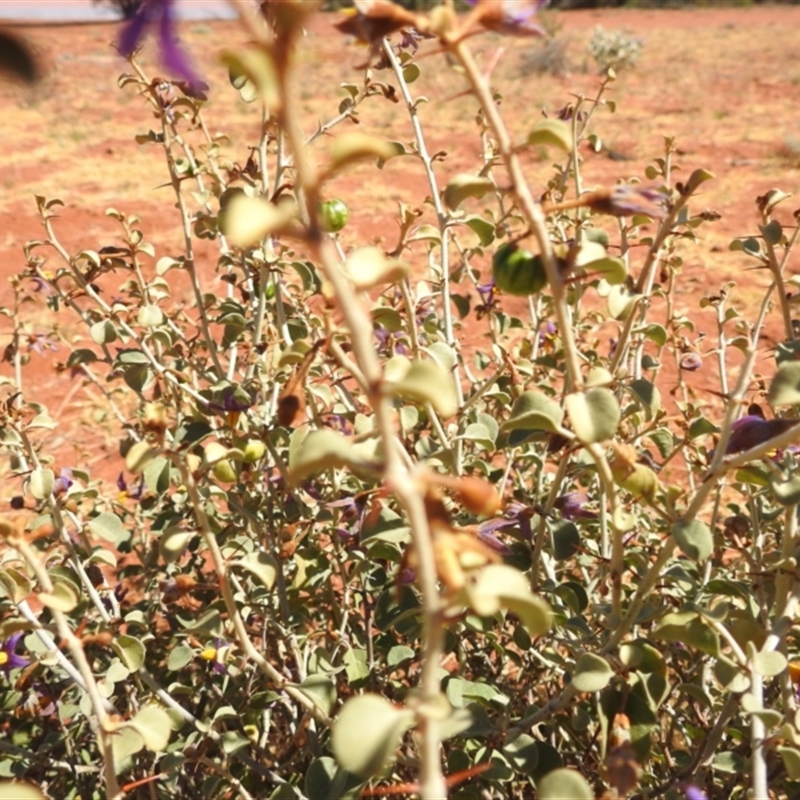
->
477, 522, 513, 555
30, 274, 54, 296
399, 27, 430, 53
725, 415, 798, 456
19, 683, 56, 718
327, 495, 369, 540
374, 326, 409, 356
327, 413, 352, 435
585, 185, 669, 219
119, 0, 202, 88
553, 491, 598, 521
52, 468, 74, 496
679, 352, 703, 372
0, 632, 30, 676
555, 104, 587, 123
723, 514, 750, 538
464, 0, 548, 37
539, 321, 557, 347
397, 566, 416, 585
206, 385, 257, 416
484, 502, 535, 541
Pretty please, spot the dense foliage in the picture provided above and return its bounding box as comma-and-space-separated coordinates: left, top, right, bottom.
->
3, 2, 800, 799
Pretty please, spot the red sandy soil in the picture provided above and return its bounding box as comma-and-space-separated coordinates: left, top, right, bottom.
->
1, 6, 800, 498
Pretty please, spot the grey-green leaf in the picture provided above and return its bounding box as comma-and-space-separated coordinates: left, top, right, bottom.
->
672, 519, 713, 562
500, 391, 564, 434
565, 388, 620, 444
526, 119, 573, 153
571, 652, 614, 693
112, 635, 145, 672
537, 768, 593, 800
331, 694, 414, 778
769, 362, 800, 407
443, 174, 494, 212
88, 512, 129, 546
232, 551, 279, 590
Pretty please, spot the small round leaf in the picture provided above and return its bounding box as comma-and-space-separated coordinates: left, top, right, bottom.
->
571, 652, 614, 693
331, 694, 414, 778
537, 768, 593, 800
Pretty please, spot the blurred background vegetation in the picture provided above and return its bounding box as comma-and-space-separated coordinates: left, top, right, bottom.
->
95, 0, 800, 17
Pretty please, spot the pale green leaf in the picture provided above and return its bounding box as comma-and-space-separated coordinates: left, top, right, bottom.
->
769, 362, 800, 407
222, 47, 279, 108
384, 359, 458, 418
779, 747, 800, 780
233, 551, 279, 590
526, 119, 573, 152
88, 512, 128, 546
582, 256, 627, 285
571, 653, 614, 693
167, 644, 195, 672
39, 581, 79, 613
332, 694, 414, 778
126, 705, 172, 752
565, 388, 620, 444
752, 650, 787, 677
137, 305, 163, 327
500, 390, 564, 434
443, 174, 494, 212
672, 519, 713, 562
288, 429, 357, 482
29, 467, 54, 500
125, 441, 156, 474
329, 133, 404, 172
0, 782, 47, 799
463, 564, 552, 638
222, 194, 295, 248
684, 168, 715, 195
344, 246, 407, 290
112, 635, 145, 672
537, 768, 593, 800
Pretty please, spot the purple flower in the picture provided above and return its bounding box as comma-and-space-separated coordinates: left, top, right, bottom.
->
327, 495, 369, 540
19, 683, 56, 717
725, 415, 798, 456
53, 468, 74, 497
116, 472, 144, 500
464, 0, 548, 37
0, 632, 30, 676
27, 333, 58, 355
555, 104, 587, 123
476, 523, 513, 555
199, 639, 230, 675
584, 185, 669, 219
539, 321, 557, 346
30, 274, 54, 296
206, 385, 257, 416
119, 0, 202, 89
553, 491, 598, 521
680, 352, 703, 371
476, 279, 496, 302
684, 786, 708, 800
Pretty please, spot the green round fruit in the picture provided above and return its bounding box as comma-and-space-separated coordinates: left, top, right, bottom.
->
319, 199, 350, 233
492, 243, 547, 297
212, 458, 239, 483
240, 438, 267, 464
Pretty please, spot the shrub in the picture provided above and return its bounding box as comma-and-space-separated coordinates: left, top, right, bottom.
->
588, 25, 643, 73
3, 2, 800, 800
